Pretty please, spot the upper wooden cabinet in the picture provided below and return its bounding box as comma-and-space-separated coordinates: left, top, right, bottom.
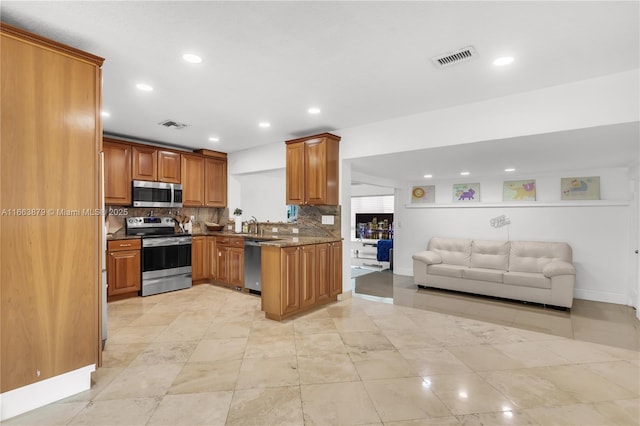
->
132, 146, 181, 183
181, 150, 227, 207
181, 154, 205, 207
205, 156, 227, 207
103, 139, 132, 205
285, 133, 340, 205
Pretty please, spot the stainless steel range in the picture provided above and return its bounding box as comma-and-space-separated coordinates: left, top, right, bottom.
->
126, 217, 192, 296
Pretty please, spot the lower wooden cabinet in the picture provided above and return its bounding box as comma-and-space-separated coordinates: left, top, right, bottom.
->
214, 236, 244, 288
262, 241, 342, 321
191, 236, 209, 283
106, 239, 141, 300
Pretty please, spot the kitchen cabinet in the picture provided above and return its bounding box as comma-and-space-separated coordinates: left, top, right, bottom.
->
300, 245, 317, 308
191, 236, 209, 283
103, 139, 132, 205
132, 146, 181, 183
261, 241, 342, 321
285, 133, 340, 206
214, 236, 244, 288
181, 154, 205, 206
207, 237, 217, 280
1, 23, 103, 395
106, 239, 141, 299
205, 156, 227, 207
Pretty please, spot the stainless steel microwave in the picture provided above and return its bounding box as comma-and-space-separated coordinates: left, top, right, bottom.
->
132, 180, 183, 208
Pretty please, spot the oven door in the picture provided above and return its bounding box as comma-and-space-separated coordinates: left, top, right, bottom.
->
142, 236, 192, 271
141, 236, 192, 296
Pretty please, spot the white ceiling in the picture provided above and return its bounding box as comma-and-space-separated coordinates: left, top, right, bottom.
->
2, 1, 639, 183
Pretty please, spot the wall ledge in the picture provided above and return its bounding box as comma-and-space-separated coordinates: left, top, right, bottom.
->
405, 200, 630, 209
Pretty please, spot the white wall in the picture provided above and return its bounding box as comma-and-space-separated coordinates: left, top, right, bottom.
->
235, 168, 288, 223
393, 167, 633, 305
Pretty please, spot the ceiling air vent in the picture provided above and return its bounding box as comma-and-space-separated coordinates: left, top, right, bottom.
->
431, 46, 477, 68
158, 119, 189, 130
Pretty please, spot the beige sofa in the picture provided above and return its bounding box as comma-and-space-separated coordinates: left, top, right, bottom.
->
412, 237, 576, 308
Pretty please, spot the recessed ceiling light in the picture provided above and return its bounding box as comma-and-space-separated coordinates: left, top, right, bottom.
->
423, 174, 433, 178
101, 111, 110, 118
258, 122, 271, 128
308, 107, 321, 114
208, 137, 220, 142
493, 56, 514, 66
136, 83, 153, 91
460, 171, 470, 176
504, 168, 516, 172
182, 53, 202, 64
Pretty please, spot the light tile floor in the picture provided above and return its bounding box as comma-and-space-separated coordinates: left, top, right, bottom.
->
5, 279, 640, 425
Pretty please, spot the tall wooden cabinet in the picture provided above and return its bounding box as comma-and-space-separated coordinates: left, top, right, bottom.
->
285, 133, 341, 205
1, 23, 103, 396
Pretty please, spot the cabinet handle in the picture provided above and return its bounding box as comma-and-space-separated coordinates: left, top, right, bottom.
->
120, 244, 132, 247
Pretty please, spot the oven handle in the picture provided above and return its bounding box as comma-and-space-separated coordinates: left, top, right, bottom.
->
143, 238, 192, 248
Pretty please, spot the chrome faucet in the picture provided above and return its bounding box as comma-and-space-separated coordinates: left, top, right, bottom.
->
248, 216, 259, 234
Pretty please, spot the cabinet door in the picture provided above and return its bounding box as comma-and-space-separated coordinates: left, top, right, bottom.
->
316, 243, 330, 303
300, 244, 317, 308
229, 247, 244, 287
281, 247, 300, 314
205, 157, 227, 207
304, 138, 327, 205
158, 150, 181, 183
216, 246, 229, 284
207, 237, 217, 280
103, 140, 132, 205
132, 146, 157, 181
191, 236, 208, 281
181, 154, 205, 206
329, 242, 343, 297
285, 142, 305, 205
107, 250, 141, 296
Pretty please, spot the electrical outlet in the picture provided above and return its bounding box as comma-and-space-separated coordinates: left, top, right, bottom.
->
190, 215, 195, 221
272, 227, 278, 233
292, 228, 299, 234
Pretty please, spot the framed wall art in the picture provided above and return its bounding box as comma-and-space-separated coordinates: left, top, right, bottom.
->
453, 183, 480, 203
561, 176, 600, 200
503, 179, 536, 201
411, 185, 435, 203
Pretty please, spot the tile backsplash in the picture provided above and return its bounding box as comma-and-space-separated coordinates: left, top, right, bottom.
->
106, 204, 341, 238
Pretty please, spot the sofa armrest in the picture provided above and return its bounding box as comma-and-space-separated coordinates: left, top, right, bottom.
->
543, 260, 576, 278
412, 250, 442, 265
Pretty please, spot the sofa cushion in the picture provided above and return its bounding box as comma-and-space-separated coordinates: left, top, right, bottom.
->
462, 267, 504, 284
509, 241, 572, 273
427, 264, 466, 278
470, 240, 510, 271
427, 237, 471, 267
503, 271, 551, 289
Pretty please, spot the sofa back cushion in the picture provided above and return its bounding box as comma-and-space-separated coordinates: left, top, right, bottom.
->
427, 237, 472, 267
509, 241, 573, 273
470, 240, 510, 271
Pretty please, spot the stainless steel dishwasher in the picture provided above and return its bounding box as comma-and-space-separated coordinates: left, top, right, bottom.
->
244, 240, 262, 294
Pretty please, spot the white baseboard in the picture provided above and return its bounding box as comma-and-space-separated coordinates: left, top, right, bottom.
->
0, 364, 95, 421
573, 288, 627, 305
